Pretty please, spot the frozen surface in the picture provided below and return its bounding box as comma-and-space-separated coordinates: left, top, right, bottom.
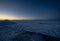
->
13, 20, 60, 38
0, 20, 60, 41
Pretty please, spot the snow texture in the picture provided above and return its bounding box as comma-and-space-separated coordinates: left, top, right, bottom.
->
0, 20, 60, 41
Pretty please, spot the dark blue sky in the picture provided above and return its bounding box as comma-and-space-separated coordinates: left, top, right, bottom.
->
0, 0, 60, 20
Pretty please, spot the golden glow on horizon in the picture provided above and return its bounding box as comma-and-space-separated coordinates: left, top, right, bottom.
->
0, 12, 29, 20
0, 12, 49, 20
0, 16, 28, 20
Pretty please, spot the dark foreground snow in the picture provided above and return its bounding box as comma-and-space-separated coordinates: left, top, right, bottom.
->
0, 20, 60, 41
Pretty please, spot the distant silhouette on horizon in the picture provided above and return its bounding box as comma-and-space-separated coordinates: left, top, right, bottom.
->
0, 20, 16, 26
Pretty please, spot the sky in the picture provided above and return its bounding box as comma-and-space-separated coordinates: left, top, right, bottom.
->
0, 0, 60, 20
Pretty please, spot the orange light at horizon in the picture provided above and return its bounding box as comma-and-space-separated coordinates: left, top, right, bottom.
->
0, 12, 29, 20
0, 16, 28, 20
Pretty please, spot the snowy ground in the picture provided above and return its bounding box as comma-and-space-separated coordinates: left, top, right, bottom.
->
0, 20, 60, 41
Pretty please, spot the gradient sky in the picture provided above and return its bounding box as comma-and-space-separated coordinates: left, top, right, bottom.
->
0, 0, 60, 20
